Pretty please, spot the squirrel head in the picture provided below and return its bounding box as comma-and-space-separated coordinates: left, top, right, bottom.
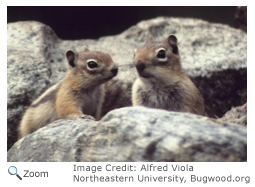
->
65, 47, 118, 86
134, 35, 182, 81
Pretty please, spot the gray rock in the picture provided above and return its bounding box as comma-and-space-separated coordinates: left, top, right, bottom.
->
7, 17, 247, 150
7, 21, 59, 150
7, 107, 247, 162
234, 6, 247, 32
219, 103, 247, 126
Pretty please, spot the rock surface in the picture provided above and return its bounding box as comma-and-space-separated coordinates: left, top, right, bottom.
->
7, 107, 247, 162
7, 22, 59, 149
234, 6, 247, 32
7, 17, 247, 151
219, 103, 247, 126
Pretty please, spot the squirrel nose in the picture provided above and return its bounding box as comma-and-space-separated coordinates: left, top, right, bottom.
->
111, 66, 118, 76
135, 61, 145, 72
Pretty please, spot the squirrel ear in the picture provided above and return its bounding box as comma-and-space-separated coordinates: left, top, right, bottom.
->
166, 35, 179, 55
84, 47, 89, 52
66, 50, 78, 68
147, 35, 154, 43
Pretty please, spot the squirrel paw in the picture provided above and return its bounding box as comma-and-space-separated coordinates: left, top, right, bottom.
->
80, 114, 95, 121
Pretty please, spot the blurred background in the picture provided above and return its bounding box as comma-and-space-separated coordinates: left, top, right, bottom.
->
7, 6, 243, 39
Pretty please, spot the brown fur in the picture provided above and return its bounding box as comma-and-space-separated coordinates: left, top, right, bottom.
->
19, 48, 118, 138
132, 35, 204, 115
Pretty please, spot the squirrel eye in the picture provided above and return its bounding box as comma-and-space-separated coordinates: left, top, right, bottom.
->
87, 61, 98, 68
157, 50, 166, 59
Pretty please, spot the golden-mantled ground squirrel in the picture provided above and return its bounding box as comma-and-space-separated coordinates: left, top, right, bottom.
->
19, 47, 118, 138
132, 35, 204, 115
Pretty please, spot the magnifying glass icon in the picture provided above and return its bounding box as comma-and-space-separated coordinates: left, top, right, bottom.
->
8, 166, 22, 180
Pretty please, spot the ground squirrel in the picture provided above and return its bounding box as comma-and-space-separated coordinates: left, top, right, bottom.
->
19, 47, 118, 138
132, 35, 204, 115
